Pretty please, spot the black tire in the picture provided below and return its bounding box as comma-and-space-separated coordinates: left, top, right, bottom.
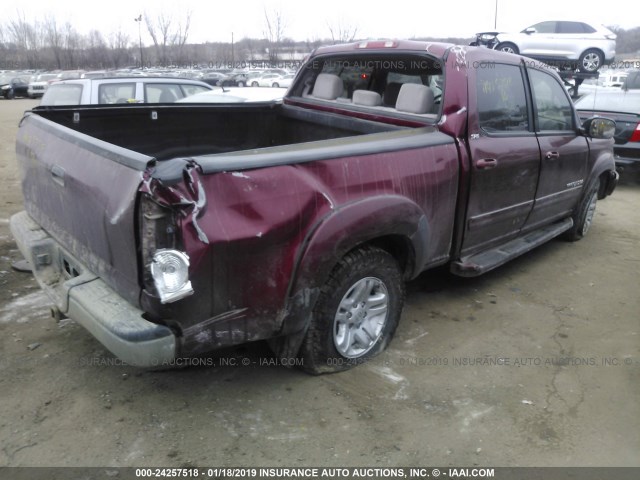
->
6, 89, 15, 100
563, 179, 600, 241
496, 42, 519, 54
237, 81, 245, 87
299, 246, 405, 374
579, 49, 604, 73
272, 82, 279, 88
251, 81, 259, 87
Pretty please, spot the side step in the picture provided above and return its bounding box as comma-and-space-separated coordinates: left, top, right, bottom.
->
450, 218, 574, 277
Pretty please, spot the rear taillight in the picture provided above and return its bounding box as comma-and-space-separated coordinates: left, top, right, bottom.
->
630, 123, 640, 142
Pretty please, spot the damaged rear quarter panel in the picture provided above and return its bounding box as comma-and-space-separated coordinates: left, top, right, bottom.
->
145, 141, 459, 357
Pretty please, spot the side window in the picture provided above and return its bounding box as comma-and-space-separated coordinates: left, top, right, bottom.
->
476, 64, 529, 133
98, 83, 135, 104
529, 21, 556, 33
528, 69, 574, 132
145, 84, 183, 103
558, 22, 585, 34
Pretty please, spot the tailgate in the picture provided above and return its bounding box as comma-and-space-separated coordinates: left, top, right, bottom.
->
15, 112, 154, 306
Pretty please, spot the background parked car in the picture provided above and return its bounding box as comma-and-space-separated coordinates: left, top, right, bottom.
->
574, 89, 640, 175
270, 74, 295, 88
200, 72, 228, 86
491, 20, 616, 72
622, 70, 640, 90
256, 73, 284, 87
220, 73, 249, 87
246, 72, 265, 86
0, 75, 30, 99
27, 73, 59, 98
40, 77, 212, 105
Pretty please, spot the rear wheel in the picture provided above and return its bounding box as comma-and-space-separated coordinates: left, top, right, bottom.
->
251, 81, 259, 87
299, 246, 404, 374
496, 42, 519, 54
579, 49, 604, 73
237, 81, 245, 87
272, 82, 280, 88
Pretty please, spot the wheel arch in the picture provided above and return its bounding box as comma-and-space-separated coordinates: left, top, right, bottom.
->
278, 195, 429, 338
588, 147, 617, 199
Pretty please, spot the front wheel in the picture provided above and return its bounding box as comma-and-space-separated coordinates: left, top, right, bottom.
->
251, 81, 259, 87
299, 246, 405, 374
496, 42, 519, 54
579, 49, 604, 73
563, 179, 600, 241
272, 82, 279, 88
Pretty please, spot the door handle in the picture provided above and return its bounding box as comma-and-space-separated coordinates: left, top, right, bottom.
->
476, 158, 498, 169
546, 151, 560, 160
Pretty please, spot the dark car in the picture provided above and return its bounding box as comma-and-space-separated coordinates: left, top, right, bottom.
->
200, 72, 227, 86
575, 89, 640, 174
220, 73, 248, 87
1, 75, 30, 99
622, 70, 640, 90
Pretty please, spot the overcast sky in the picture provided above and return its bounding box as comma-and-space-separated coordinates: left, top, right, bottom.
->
8, 0, 639, 44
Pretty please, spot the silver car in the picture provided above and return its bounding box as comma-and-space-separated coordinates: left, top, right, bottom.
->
40, 77, 213, 105
493, 21, 616, 73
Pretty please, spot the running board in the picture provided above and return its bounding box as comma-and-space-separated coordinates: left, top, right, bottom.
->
450, 218, 574, 277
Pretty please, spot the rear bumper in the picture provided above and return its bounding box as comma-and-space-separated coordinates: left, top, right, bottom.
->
9, 211, 176, 367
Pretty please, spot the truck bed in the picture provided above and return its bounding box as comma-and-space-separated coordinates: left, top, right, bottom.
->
32, 103, 407, 161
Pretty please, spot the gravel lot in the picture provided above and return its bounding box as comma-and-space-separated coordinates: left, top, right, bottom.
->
0, 98, 638, 468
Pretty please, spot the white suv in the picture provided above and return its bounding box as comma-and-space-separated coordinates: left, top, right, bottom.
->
493, 21, 616, 73
40, 77, 212, 105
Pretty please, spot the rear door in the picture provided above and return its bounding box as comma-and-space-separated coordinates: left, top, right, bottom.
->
523, 67, 589, 230
461, 62, 540, 256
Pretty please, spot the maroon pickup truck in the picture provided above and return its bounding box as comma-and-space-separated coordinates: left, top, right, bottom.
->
10, 40, 618, 373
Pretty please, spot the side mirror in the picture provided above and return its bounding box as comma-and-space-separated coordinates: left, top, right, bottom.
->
582, 117, 616, 139
524, 27, 537, 34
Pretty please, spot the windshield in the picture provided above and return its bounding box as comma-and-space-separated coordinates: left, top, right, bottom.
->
575, 92, 640, 113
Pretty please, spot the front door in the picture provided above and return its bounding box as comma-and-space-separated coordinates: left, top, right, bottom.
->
524, 67, 589, 230
461, 62, 540, 257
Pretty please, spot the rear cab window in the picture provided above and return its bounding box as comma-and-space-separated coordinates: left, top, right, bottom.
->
289, 53, 444, 121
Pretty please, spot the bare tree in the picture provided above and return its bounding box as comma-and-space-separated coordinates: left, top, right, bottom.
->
43, 15, 64, 68
86, 30, 109, 69
62, 22, 81, 68
145, 10, 192, 67
263, 7, 286, 64
108, 28, 131, 69
7, 11, 40, 68
327, 20, 359, 44
173, 11, 192, 65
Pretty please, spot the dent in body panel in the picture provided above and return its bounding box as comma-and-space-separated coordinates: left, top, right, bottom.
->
142, 142, 458, 356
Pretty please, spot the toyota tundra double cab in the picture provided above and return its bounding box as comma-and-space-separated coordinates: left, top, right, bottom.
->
11, 40, 617, 373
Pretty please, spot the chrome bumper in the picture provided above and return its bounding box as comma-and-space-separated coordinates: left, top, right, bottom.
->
9, 211, 176, 367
